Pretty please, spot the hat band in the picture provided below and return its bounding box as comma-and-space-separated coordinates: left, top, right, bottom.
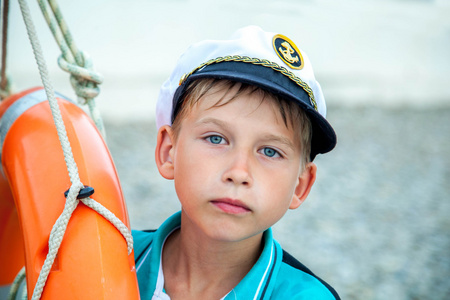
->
179, 55, 318, 111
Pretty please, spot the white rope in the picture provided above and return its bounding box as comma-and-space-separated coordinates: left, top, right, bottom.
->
7, 267, 25, 300
81, 197, 134, 254
37, 0, 106, 138
17, 0, 133, 299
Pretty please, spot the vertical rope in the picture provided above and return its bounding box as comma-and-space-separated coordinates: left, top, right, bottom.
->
47, 0, 83, 66
0, 0, 11, 99
36, 0, 75, 64
1, 0, 9, 88
17, 1, 83, 298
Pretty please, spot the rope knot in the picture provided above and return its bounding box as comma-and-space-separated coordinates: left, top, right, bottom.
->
57, 51, 104, 104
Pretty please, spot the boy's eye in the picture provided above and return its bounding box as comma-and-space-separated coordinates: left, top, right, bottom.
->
206, 135, 224, 144
262, 147, 281, 158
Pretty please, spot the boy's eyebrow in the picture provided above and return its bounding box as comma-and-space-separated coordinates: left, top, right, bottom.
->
195, 117, 229, 129
262, 134, 296, 151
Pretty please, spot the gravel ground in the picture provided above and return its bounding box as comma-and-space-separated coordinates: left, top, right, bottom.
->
105, 106, 450, 300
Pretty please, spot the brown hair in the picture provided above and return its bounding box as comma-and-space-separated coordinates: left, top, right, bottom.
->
171, 78, 312, 169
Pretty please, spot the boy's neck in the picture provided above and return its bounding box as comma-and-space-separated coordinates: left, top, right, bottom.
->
162, 213, 264, 300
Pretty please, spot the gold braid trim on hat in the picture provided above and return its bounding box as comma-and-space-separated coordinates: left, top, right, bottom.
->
179, 55, 318, 111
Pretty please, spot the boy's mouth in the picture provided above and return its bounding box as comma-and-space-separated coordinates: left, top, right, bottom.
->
210, 198, 251, 214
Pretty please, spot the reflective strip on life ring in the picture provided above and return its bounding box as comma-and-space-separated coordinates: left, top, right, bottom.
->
0, 89, 72, 160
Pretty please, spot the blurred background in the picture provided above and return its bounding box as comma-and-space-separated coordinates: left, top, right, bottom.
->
6, 0, 450, 299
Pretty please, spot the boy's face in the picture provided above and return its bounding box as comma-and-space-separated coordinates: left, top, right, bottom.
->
157, 84, 316, 243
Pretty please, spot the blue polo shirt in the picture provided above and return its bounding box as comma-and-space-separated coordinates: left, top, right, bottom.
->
132, 212, 339, 300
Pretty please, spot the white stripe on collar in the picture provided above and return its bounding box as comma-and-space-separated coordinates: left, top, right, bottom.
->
252, 242, 274, 300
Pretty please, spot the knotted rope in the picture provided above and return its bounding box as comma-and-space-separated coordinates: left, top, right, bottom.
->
37, 0, 106, 137
16, 0, 133, 299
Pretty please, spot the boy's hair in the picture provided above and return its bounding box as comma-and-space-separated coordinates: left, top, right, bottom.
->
171, 78, 312, 169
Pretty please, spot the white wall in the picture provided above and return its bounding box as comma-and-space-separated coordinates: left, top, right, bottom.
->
7, 0, 450, 121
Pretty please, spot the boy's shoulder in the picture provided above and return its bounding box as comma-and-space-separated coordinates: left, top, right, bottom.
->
132, 229, 156, 264
275, 250, 340, 300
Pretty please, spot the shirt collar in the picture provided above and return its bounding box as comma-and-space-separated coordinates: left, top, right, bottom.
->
146, 211, 281, 300
225, 228, 282, 300
143, 212, 182, 297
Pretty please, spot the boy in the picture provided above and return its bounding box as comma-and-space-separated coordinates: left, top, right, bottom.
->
132, 26, 339, 299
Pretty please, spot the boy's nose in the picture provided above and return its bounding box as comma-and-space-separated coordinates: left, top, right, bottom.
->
222, 151, 253, 187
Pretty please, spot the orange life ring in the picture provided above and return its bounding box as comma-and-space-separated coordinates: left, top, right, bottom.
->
0, 87, 140, 299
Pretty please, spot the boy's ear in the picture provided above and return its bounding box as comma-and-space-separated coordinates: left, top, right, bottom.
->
289, 162, 317, 210
155, 125, 175, 180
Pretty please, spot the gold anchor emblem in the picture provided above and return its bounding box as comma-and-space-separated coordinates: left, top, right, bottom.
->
279, 41, 299, 64
272, 34, 304, 70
